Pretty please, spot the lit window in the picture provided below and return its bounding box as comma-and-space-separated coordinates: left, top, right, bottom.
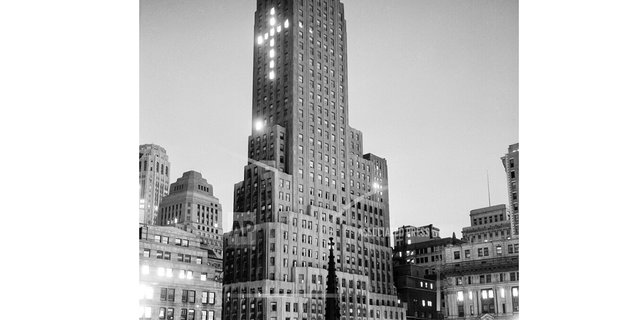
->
270, 28, 275, 36
269, 49, 275, 58
179, 270, 185, 279
201, 273, 207, 281
157, 267, 165, 277
270, 17, 275, 26
166, 268, 173, 277
270, 7, 275, 15
264, 32, 269, 40
270, 38, 274, 47
187, 270, 193, 279
141, 265, 149, 275
501, 288, 505, 298
269, 60, 275, 68
468, 292, 472, 300
257, 36, 263, 44
422, 300, 425, 307
457, 291, 464, 301
269, 71, 275, 79
144, 307, 151, 318
277, 25, 281, 32
512, 287, 519, 297
284, 19, 289, 28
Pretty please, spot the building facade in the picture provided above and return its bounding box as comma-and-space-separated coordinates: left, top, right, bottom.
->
393, 264, 438, 320
461, 205, 511, 243
500, 144, 519, 238
223, 0, 404, 319
139, 225, 223, 320
140, 144, 171, 225
393, 225, 441, 247
440, 239, 519, 320
157, 171, 224, 255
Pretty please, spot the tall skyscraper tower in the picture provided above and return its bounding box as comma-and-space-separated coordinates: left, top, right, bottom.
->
223, 1, 405, 320
501, 143, 519, 237
139, 144, 171, 225
157, 171, 224, 255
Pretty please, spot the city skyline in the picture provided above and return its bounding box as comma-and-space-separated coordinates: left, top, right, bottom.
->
140, 0, 518, 239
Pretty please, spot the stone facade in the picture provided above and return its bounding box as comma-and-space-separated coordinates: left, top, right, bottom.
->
139, 225, 223, 320
223, 1, 404, 319
500, 144, 519, 238
461, 205, 511, 243
140, 144, 171, 225
440, 239, 519, 320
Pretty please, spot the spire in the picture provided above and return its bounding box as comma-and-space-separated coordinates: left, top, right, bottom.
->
325, 237, 340, 320
452, 232, 457, 239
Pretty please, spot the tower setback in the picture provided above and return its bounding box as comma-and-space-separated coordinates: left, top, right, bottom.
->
223, 1, 404, 319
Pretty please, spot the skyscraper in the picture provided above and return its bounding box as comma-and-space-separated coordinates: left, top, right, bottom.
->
501, 143, 519, 237
157, 170, 224, 255
140, 144, 171, 225
223, 1, 405, 319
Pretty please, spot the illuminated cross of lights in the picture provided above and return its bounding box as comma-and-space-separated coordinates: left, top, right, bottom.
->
256, 7, 289, 81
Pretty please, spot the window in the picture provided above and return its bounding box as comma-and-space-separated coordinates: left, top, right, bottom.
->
143, 248, 150, 258
454, 251, 460, 259
201, 273, 207, 281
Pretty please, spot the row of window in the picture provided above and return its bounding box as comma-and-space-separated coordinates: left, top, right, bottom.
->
455, 272, 519, 285
142, 249, 203, 264
453, 243, 519, 259
140, 265, 208, 281
152, 235, 190, 247
138, 306, 216, 320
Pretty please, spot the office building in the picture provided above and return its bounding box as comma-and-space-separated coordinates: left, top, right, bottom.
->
223, 1, 405, 319
461, 205, 511, 243
139, 225, 223, 320
140, 144, 171, 225
158, 171, 224, 255
500, 143, 519, 237
393, 264, 438, 320
440, 239, 519, 319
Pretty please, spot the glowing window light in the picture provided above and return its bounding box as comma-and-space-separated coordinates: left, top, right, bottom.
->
179, 270, 185, 279
201, 273, 207, 281
141, 265, 149, 275
270, 17, 276, 26
269, 71, 275, 79
309, 27, 313, 34
256, 120, 264, 130
270, 38, 274, 47
457, 291, 464, 301
270, 7, 275, 15
489, 290, 494, 298
277, 25, 281, 33
468, 292, 472, 300
512, 287, 519, 297
257, 35, 263, 44
264, 32, 269, 40
146, 287, 154, 299
284, 19, 289, 28
270, 28, 275, 36
144, 307, 151, 318
270, 60, 274, 68
299, 21, 303, 28
187, 271, 193, 279
157, 267, 165, 277
482, 291, 488, 299
421, 300, 425, 307
269, 49, 275, 58
139, 285, 147, 299
500, 288, 505, 298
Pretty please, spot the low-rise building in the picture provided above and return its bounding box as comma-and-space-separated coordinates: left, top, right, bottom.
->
394, 264, 439, 319
461, 205, 512, 243
139, 225, 223, 320
440, 239, 519, 319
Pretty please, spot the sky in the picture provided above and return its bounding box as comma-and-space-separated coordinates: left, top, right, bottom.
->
140, 0, 518, 239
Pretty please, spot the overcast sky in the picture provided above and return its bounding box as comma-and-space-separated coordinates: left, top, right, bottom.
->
140, 0, 518, 238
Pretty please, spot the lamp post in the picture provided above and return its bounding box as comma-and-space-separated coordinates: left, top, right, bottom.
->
325, 237, 339, 320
